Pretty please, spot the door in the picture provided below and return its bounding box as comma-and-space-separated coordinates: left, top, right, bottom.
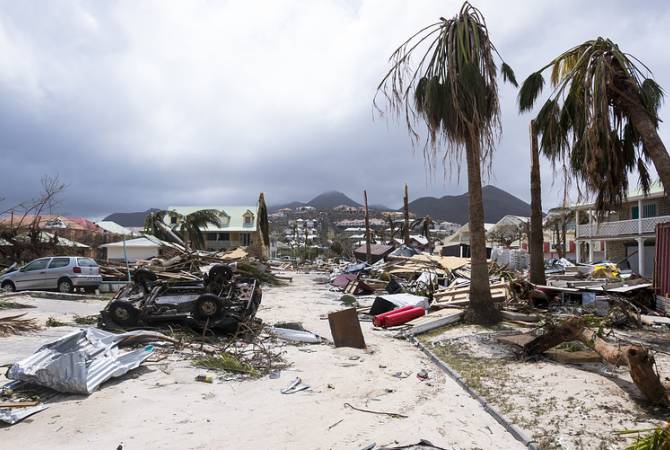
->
47, 257, 71, 289
15, 258, 51, 290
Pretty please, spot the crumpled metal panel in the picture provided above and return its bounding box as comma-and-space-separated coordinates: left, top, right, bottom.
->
0, 404, 48, 425
7, 328, 159, 394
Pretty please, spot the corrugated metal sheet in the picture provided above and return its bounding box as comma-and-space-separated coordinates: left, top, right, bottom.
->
7, 328, 165, 394
656, 223, 670, 297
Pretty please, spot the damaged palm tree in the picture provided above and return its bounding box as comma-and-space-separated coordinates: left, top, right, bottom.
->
257, 192, 270, 255
524, 317, 670, 406
144, 209, 222, 251
375, 2, 517, 324
519, 37, 669, 213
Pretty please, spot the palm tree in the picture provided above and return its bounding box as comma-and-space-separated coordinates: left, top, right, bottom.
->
375, 2, 516, 325
519, 37, 669, 213
257, 192, 270, 256
529, 120, 546, 285
144, 209, 222, 250
179, 209, 223, 250
143, 210, 177, 238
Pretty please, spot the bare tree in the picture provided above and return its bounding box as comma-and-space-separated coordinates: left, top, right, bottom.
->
0, 175, 68, 262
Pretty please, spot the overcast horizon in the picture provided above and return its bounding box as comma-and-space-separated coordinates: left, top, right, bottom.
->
0, 1, 668, 220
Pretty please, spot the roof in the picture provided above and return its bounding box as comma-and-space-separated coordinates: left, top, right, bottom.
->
167, 206, 257, 232
0, 215, 102, 233
444, 222, 495, 243
96, 221, 133, 235
0, 232, 89, 248
354, 244, 395, 256
99, 237, 162, 249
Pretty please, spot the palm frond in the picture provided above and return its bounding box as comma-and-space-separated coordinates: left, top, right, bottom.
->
519, 37, 663, 212
518, 72, 545, 112
500, 62, 518, 87
375, 1, 513, 172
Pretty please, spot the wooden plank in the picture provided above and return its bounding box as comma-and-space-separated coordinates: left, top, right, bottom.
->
404, 309, 464, 335
328, 308, 366, 349
606, 283, 653, 293
0, 401, 40, 408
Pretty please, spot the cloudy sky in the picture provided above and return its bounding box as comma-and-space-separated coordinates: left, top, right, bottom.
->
0, 0, 668, 219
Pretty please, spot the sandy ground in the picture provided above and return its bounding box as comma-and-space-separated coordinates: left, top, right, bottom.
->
0, 273, 525, 450
423, 324, 670, 449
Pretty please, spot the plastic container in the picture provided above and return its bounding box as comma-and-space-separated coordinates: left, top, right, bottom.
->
372, 305, 414, 327
381, 306, 425, 327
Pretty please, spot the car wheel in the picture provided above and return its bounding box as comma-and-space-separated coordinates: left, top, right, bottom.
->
108, 301, 140, 327
1, 281, 16, 292
194, 294, 222, 320
58, 278, 73, 293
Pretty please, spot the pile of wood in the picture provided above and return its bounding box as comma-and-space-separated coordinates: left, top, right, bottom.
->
98, 246, 283, 285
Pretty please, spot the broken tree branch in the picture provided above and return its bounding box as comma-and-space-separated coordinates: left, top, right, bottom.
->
524, 317, 670, 406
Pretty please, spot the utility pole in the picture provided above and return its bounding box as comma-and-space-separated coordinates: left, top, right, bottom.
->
364, 190, 371, 264
403, 183, 410, 246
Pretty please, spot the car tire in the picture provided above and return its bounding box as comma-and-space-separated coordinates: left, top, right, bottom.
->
58, 278, 73, 293
108, 301, 140, 327
194, 294, 223, 320
1, 281, 16, 292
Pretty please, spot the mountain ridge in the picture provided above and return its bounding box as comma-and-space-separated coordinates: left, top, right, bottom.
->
407, 185, 531, 223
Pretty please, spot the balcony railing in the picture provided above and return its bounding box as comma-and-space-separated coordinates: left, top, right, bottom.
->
577, 215, 670, 238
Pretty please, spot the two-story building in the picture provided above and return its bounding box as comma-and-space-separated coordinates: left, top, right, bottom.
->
166, 206, 260, 251
574, 182, 669, 277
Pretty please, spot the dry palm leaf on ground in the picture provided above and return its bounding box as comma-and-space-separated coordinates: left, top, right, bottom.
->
0, 313, 41, 336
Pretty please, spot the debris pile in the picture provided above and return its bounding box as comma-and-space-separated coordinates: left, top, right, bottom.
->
99, 245, 284, 286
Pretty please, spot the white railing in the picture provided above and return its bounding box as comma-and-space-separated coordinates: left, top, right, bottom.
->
577, 215, 670, 238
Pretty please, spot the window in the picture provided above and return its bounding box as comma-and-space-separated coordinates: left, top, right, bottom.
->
48, 257, 71, 269
77, 258, 98, 267
206, 232, 218, 241
631, 206, 639, 220
241, 233, 251, 246
219, 233, 230, 241
244, 214, 253, 225
643, 203, 657, 218
170, 216, 177, 225
23, 259, 49, 271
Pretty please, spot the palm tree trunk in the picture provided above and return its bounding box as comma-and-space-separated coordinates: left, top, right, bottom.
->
529, 121, 546, 285
364, 190, 371, 264
553, 223, 563, 259
403, 184, 410, 246
624, 99, 670, 190
561, 220, 567, 259
464, 139, 500, 325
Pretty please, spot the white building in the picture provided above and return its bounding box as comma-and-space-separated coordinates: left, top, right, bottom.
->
573, 181, 669, 277
100, 237, 162, 262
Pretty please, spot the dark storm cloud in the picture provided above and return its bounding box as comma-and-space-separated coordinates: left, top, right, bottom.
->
0, 1, 668, 219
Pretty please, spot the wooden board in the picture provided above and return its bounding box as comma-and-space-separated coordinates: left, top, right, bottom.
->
403, 309, 464, 335
328, 308, 366, 349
